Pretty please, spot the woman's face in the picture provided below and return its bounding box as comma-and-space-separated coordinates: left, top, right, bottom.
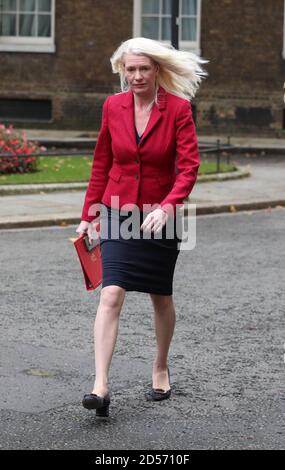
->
123, 53, 159, 97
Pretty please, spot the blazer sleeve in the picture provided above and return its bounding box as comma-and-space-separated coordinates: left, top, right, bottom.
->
158, 100, 200, 215
81, 96, 113, 222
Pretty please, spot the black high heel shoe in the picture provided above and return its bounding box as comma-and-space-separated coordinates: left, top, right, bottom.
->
82, 393, 110, 417
149, 368, 171, 401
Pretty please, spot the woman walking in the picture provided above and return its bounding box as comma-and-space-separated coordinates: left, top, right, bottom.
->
76, 37, 208, 417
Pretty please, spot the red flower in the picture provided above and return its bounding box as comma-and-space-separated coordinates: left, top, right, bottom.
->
0, 122, 42, 174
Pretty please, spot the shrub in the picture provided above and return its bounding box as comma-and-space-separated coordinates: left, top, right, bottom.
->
0, 124, 46, 174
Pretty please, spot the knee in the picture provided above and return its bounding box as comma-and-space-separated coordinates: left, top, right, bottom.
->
150, 294, 174, 312
100, 285, 125, 312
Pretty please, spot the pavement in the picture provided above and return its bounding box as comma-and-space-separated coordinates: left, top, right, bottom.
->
24, 129, 285, 152
0, 130, 285, 229
0, 149, 284, 229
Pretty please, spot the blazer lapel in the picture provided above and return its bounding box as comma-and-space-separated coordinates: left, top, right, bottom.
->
121, 86, 167, 147
121, 89, 136, 147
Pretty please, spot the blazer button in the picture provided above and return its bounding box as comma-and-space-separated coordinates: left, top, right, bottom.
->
135, 158, 139, 163
135, 174, 139, 180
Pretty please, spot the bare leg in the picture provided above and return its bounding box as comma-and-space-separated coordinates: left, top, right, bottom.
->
92, 285, 125, 396
149, 293, 176, 391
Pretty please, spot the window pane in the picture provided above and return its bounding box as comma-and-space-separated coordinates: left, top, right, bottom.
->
182, 0, 197, 16
1, 0, 17, 11
38, 14, 50, 36
142, 0, 159, 15
182, 17, 196, 40
38, 0, 51, 12
19, 13, 36, 35
0, 13, 16, 35
142, 17, 159, 39
162, 0, 171, 14
162, 17, 170, 40
19, 0, 36, 12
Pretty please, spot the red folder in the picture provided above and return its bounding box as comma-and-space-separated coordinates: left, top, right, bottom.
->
73, 232, 102, 291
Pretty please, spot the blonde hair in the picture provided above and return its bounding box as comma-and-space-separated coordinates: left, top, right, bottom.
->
110, 37, 209, 102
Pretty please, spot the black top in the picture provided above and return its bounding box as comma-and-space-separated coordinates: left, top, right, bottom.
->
135, 128, 142, 144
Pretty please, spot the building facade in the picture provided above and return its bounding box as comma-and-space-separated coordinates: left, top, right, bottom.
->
0, 0, 284, 136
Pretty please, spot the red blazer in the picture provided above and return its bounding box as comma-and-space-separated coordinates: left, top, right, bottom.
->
81, 85, 200, 222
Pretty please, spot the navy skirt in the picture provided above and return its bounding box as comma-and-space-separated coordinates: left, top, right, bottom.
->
99, 204, 181, 295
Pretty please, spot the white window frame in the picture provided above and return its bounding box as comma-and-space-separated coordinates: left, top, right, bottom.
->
0, 0, 55, 53
133, 0, 201, 55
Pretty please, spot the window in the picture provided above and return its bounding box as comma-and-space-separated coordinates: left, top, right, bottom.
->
0, 98, 52, 121
133, 0, 201, 53
0, 0, 55, 52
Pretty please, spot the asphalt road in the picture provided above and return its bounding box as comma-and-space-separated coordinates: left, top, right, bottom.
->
0, 208, 284, 450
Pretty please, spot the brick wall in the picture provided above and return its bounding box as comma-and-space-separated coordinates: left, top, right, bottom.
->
0, 0, 133, 130
199, 0, 285, 136
0, 0, 284, 136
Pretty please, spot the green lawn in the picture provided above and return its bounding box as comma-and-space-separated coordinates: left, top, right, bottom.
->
0, 156, 236, 185
199, 160, 236, 175
0, 156, 93, 184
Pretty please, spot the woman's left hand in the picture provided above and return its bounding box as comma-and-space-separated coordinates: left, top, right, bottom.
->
140, 208, 169, 233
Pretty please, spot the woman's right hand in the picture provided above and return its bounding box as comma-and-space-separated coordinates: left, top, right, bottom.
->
76, 220, 100, 244
76, 220, 89, 236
